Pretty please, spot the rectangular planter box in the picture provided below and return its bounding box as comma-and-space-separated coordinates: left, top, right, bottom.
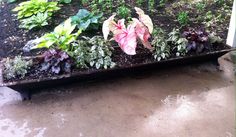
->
0, 44, 235, 95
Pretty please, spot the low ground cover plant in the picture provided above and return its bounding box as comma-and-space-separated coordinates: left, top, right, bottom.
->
3, 56, 32, 79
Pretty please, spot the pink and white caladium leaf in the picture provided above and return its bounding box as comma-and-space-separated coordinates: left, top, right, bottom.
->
103, 17, 137, 55
112, 19, 125, 34
114, 25, 137, 55
134, 7, 153, 34
102, 14, 116, 40
132, 18, 153, 50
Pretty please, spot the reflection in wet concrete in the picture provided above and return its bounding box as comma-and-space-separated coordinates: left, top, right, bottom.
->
143, 86, 235, 137
0, 53, 235, 137
0, 117, 46, 137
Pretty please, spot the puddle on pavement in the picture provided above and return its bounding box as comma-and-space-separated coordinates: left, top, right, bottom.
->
142, 86, 235, 137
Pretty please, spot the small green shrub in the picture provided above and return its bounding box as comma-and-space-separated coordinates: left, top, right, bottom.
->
195, 1, 206, 13
3, 56, 32, 80
117, 5, 131, 19
136, 0, 144, 7
205, 11, 214, 21
81, 0, 89, 6
177, 11, 189, 26
101, 0, 112, 13
159, 0, 166, 7
214, 0, 224, 5
208, 33, 223, 44
167, 28, 188, 57
148, 0, 155, 12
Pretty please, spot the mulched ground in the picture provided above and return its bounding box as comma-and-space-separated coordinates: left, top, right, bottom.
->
0, 0, 233, 58
0, 0, 82, 58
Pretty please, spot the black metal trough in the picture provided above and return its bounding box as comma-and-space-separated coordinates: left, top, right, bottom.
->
0, 44, 235, 100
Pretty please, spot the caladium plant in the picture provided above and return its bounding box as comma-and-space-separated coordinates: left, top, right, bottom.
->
102, 7, 153, 55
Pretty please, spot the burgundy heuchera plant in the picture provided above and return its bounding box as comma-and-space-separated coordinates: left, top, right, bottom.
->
102, 7, 154, 55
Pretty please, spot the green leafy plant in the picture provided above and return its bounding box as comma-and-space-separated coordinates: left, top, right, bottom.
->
69, 36, 116, 69
214, 0, 224, 5
204, 11, 216, 27
136, 0, 144, 7
148, 0, 155, 12
71, 9, 103, 31
90, 1, 99, 13
205, 11, 214, 21
12, 0, 60, 30
177, 11, 189, 26
3, 56, 33, 80
152, 28, 170, 61
208, 33, 223, 44
81, 0, 89, 6
158, 0, 166, 7
32, 18, 82, 51
117, 5, 131, 19
167, 28, 188, 57
13, 0, 60, 19
19, 12, 49, 30
100, 0, 112, 13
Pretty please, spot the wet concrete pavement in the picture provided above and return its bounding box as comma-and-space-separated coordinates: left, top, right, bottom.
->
0, 53, 235, 137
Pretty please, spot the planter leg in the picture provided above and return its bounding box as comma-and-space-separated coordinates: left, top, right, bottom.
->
19, 90, 31, 101
211, 59, 220, 67
10, 87, 31, 101
10, 87, 32, 101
